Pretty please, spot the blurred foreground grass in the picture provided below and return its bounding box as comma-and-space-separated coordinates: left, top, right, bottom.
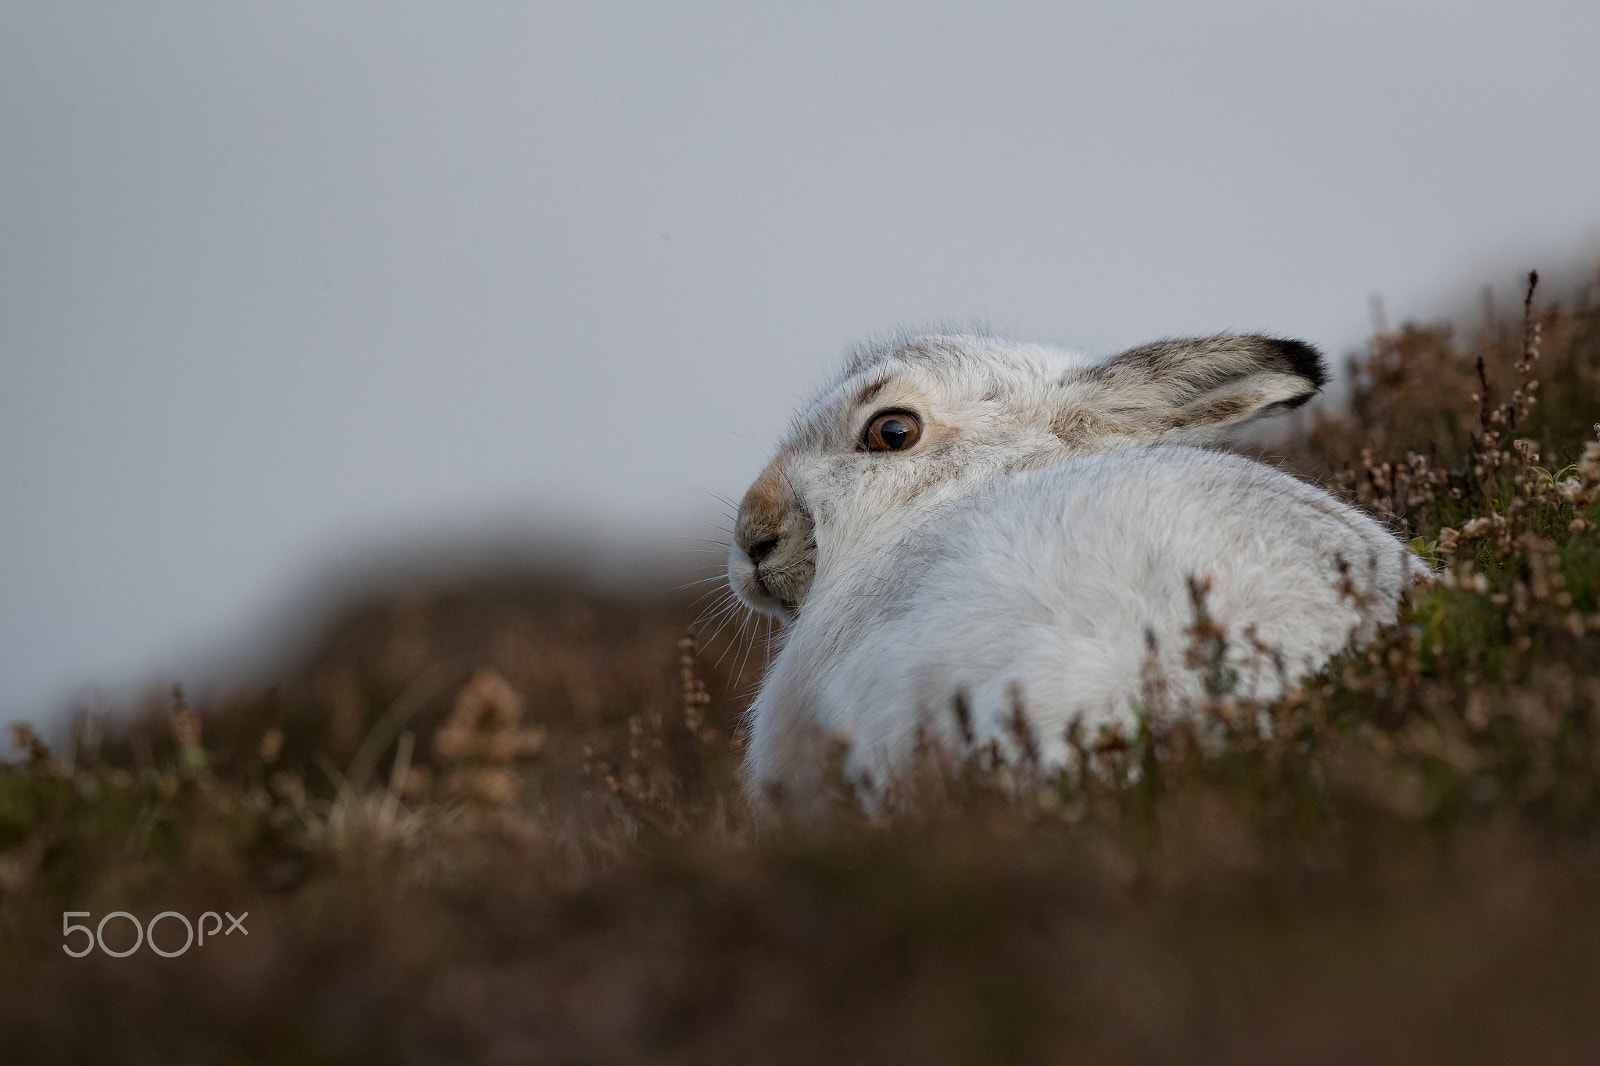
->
4, 272, 1600, 1064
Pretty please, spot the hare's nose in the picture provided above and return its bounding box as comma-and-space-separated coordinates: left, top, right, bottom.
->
745, 537, 779, 566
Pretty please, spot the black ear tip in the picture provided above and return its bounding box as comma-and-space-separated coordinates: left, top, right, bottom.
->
1268, 338, 1327, 390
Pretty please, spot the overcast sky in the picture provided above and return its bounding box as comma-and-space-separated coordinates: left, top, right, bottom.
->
4, 2, 1599, 725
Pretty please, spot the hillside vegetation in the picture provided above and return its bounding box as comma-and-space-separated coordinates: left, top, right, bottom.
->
4, 271, 1600, 1064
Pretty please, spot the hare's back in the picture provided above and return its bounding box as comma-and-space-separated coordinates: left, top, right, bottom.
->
852, 447, 1413, 736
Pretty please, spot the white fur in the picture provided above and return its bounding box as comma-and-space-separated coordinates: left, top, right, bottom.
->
727, 332, 1425, 797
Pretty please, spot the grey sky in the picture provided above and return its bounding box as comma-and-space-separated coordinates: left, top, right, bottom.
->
3, 2, 1599, 724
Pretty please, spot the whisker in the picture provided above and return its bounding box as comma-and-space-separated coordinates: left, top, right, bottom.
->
675, 573, 731, 592
687, 588, 734, 616
731, 613, 758, 689
703, 614, 743, 660
695, 598, 748, 644
692, 592, 739, 629
712, 604, 755, 671
739, 611, 775, 692
686, 487, 743, 510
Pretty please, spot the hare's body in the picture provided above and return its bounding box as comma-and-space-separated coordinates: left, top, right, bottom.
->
727, 332, 1424, 798
745, 446, 1421, 790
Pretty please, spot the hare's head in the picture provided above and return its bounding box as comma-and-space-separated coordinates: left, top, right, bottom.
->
729, 332, 1325, 620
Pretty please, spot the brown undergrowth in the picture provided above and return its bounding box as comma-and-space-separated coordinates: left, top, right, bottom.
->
3, 270, 1600, 1064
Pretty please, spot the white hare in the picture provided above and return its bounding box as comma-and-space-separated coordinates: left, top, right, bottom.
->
726, 332, 1426, 798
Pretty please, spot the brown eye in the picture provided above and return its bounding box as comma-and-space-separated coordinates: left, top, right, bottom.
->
863, 410, 922, 452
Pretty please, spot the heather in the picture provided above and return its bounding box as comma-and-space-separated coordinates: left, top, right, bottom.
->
3, 271, 1600, 1064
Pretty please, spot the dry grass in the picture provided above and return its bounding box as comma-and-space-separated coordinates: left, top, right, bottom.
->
4, 270, 1600, 1064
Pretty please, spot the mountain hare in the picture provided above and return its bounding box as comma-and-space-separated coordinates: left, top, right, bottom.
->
726, 332, 1426, 798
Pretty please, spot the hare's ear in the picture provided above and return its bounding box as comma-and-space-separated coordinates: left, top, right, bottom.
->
1070, 335, 1326, 445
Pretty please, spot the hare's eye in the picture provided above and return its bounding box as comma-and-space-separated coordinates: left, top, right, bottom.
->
863, 411, 922, 452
